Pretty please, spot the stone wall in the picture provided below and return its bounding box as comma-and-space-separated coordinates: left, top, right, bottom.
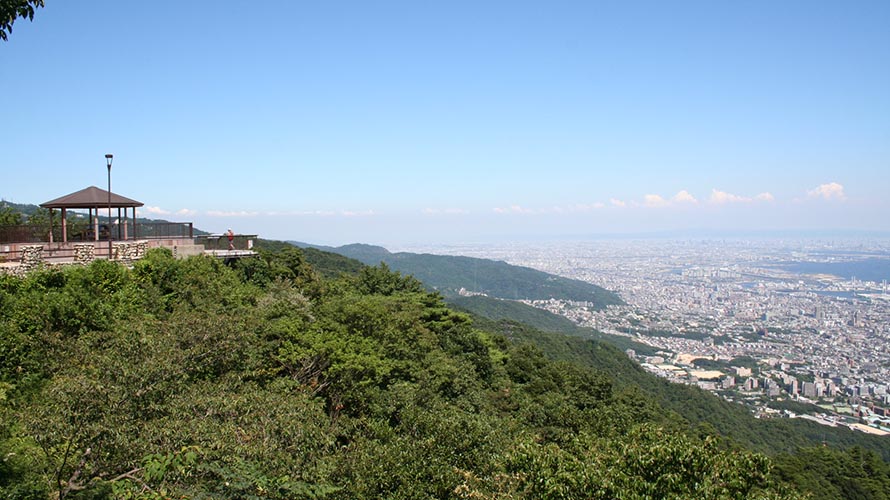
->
113, 241, 148, 265
0, 241, 152, 276
0, 245, 44, 278
20, 245, 43, 271
74, 243, 95, 264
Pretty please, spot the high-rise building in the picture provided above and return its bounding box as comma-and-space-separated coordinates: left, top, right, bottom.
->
802, 382, 818, 398
722, 376, 736, 389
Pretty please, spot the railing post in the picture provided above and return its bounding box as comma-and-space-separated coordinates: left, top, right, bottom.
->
189, 223, 193, 238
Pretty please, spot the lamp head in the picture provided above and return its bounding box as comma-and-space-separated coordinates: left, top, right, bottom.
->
105, 154, 113, 168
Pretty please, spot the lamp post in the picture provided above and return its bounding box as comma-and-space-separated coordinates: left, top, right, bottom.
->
105, 154, 113, 259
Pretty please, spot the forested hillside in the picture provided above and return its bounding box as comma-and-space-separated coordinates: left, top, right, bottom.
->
292, 242, 624, 308
1, 246, 887, 499
0, 247, 799, 499
254, 239, 364, 278
474, 318, 890, 462
448, 294, 659, 355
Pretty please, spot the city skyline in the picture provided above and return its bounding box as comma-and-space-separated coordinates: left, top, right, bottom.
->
427, 237, 890, 434
3, 1, 888, 245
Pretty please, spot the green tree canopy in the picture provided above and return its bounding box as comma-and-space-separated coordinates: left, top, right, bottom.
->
0, 245, 878, 499
0, 203, 23, 226
0, 0, 44, 41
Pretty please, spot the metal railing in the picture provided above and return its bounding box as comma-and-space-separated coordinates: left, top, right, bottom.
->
195, 234, 258, 252
0, 224, 54, 244
132, 222, 194, 240
0, 222, 194, 244
0, 243, 80, 263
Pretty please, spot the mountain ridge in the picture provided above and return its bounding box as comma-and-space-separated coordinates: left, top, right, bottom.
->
288, 241, 624, 309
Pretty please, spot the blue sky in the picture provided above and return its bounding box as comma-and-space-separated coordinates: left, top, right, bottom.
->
2, 1, 888, 245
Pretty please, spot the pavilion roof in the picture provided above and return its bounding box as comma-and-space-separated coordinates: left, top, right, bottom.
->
40, 186, 144, 209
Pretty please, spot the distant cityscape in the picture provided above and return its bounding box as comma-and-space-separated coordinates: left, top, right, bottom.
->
401, 239, 890, 436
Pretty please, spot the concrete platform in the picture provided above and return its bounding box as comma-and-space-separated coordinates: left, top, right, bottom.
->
204, 249, 258, 259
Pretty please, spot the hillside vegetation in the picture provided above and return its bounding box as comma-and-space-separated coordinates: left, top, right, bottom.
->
294, 242, 624, 308
0, 246, 813, 499
474, 318, 890, 462
448, 294, 659, 356
1, 245, 887, 499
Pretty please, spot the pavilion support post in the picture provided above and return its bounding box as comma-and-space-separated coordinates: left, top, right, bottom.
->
123, 207, 128, 240
48, 209, 54, 244
62, 208, 68, 243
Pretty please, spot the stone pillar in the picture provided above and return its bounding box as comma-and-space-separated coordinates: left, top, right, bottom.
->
73, 243, 95, 264
62, 208, 68, 243
113, 242, 146, 265
135, 241, 147, 260
20, 245, 44, 272
113, 242, 125, 263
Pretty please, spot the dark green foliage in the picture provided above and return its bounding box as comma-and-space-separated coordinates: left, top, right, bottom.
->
773, 446, 890, 499
476, 315, 890, 465
355, 262, 424, 296
731, 356, 762, 369
234, 245, 329, 300
300, 242, 625, 308
496, 425, 793, 500
254, 239, 364, 278
450, 295, 581, 332
692, 357, 732, 370
0, 203, 23, 226
0, 247, 869, 499
450, 294, 658, 355
0, 0, 43, 41
766, 399, 825, 415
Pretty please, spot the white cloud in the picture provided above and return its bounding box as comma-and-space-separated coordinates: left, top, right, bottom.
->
144, 205, 171, 215
493, 205, 535, 214
709, 189, 751, 204
637, 190, 698, 208
643, 194, 669, 208
807, 182, 846, 201
176, 208, 197, 216
672, 190, 698, 204
209, 209, 374, 217
487, 189, 777, 215
568, 202, 605, 212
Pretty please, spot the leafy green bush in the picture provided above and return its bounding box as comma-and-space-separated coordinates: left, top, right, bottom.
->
0, 246, 865, 499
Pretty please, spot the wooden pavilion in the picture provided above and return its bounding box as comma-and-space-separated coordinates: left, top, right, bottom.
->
40, 186, 143, 243
2, 186, 253, 270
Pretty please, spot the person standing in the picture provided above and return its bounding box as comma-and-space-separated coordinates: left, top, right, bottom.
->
226, 228, 235, 250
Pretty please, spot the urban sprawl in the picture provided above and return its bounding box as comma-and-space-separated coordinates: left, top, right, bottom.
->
406, 239, 890, 436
